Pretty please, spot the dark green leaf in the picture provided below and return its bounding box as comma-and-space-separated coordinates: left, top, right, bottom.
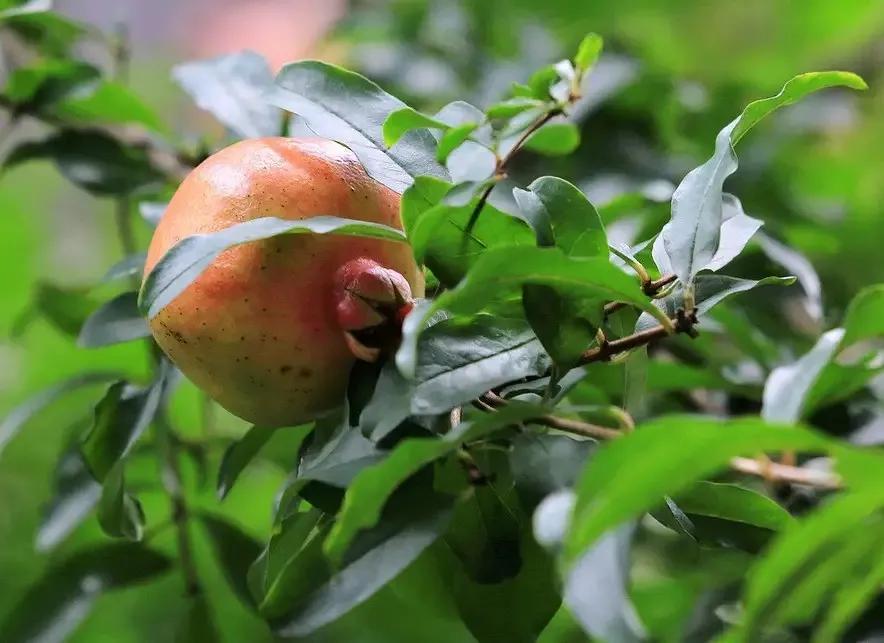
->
298, 414, 383, 487
512, 175, 607, 256
841, 283, 884, 347
271, 60, 447, 193
52, 80, 164, 131
36, 446, 100, 551
0, 371, 119, 457
566, 416, 831, 562
97, 462, 145, 541
273, 496, 452, 637
139, 215, 406, 318
574, 33, 604, 72
101, 253, 146, 284
762, 328, 845, 424
522, 122, 580, 156
357, 359, 414, 442
199, 513, 263, 607
80, 375, 165, 481
78, 291, 150, 348
523, 284, 599, 367
217, 425, 278, 499
383, 106, 450, 147
326, 403, 544, 565
173, 50, 280, 138
4, 129, 165, 195
398, 246, 669, 377
657, 72, 866, 285
0, 543, 171, 643
2, 9, 85, 55
512, 433, 595, 503
674, 481, 793, 531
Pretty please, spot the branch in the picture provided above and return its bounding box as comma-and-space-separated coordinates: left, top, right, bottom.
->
604, 274, 678, 317
580, 307, 698, 365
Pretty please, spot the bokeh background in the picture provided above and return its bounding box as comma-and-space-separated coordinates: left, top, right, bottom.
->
1, 1, 883, 640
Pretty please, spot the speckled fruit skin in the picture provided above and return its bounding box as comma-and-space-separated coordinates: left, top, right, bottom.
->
143, 137, 423, 427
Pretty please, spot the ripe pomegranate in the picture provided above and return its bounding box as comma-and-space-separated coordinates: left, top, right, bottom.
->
143, 137, 422, 427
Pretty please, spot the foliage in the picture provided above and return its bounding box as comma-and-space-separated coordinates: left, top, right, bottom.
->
1, 1, 884, 642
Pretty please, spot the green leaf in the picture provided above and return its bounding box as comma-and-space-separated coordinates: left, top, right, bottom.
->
486, 97, 544, 119
52, 80, 164, 131
217, 425, 310, 499
511, 433, 596, 503
78, 291, 150, 348
512, 176, 607, 256
762, 328, 845, 424
841, 283, 884, 347
436, 122, 479, 163
400, 175, 451, 237
325, 403, 544, 565
80, 374, 166, 481
397, 246, 668, 377
0, 543, 171, 643
173, 50, 281, 138
657, 71, 866, 285
0, 371, 119, 458
409, 316, 551, 414
273, 496, 452, 637
4, 129, 165, 195
565, 416, 831, 562
100, 253, 146, 284
735, 487, 884, 639
383, 106, 450, 147
674, 481, 793, 531
523, 285, 600, 368
199, 513, 263, 607
139, 201, 166, 227
575, 33, 604, 72
25, 281, 98, 337
756, 232, 823, 322
271, 60, 447, 193
297, 414, 383, 487
139, 215, 406, 318
36, 446, 100, 551
97, 462, 145, 541
2, 58, 97, 105
522, 122, 581, 156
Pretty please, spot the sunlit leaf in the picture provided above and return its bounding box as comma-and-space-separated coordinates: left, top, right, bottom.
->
522, 122, 580, 156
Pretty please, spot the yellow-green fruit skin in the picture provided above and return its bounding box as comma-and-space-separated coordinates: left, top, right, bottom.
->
143, 137, 423, 427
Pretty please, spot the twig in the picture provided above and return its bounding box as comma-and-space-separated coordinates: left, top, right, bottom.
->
580, 307, 698, 365
464, 109, 561, 235
604, 274, 678, 317
730, 456, 841, 489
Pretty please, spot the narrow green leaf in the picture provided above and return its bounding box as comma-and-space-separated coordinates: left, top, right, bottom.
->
0, 543, 171, 643
486, 97, 544, 119
78, 292, 150, 348
436, 122, 478, 162
674, 481, 793, 531
100, 253, 146, 284
814, 550, 884, 643
199, 513, 263, 607
271, 60, 447, 193
841, 283, 884, 347
565, 416, 830, 562
383, 106, 450, 147
97, 462, 145, 541
139, 215, 406, 318
36, 446, 100, 551
217, 425, 279, 499
0, 0, 51, 20
0, 371, 119, 458
173, 50, 280, 138
80, 374, 165, 481
575, 33, 604, 72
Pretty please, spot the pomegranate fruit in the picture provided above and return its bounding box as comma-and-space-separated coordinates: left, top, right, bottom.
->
143, 137, 422, 426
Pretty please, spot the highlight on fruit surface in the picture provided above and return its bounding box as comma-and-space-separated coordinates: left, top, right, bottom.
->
142, 136, 423, 427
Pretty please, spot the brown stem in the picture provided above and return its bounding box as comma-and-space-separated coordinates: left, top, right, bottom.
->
604, 274, 678, 317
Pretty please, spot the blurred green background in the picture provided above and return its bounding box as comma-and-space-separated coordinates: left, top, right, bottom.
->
1, 0, 883, 640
